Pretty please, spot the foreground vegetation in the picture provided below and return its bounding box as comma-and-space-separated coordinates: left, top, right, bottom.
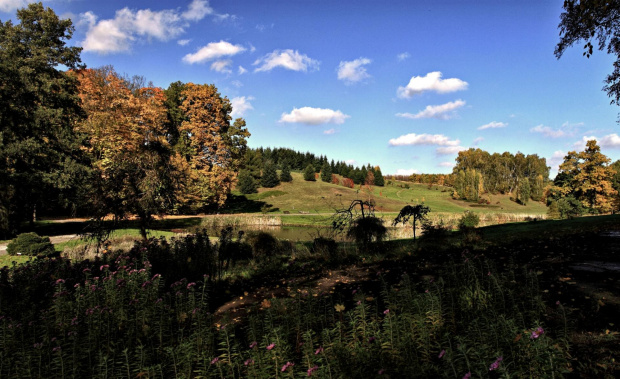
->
2, 215, 619, 377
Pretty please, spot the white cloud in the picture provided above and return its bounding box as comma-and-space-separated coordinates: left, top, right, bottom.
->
478, 121, 507, 130
395, 168, 419, 176
473, 137, 484, 145
345, 159, 357, 165
81, 2, 220, 54
183, 40, 246, 64
396, 100, 466, 120
397, 52, 410, 61
230, 96, 254, 118
182, 0, 213, 21
397, 71, 468, 98
530, 124, 566, 138
177, 39, 191, 46
323, 128, 336, 135
438, 162, 455, 168
389, 133, 460, 147
436, 146, 466, 155
0, 0, 34, 12
238, 66, 248, 75
548, 150, 566, 170
574, 134, 620, 150
279, 107, 349, 125
600, 133, 620, 148
337, 57, 371, 84
231, 80, 243, 88
254, 49, 320, 72
210, 59, 232, 73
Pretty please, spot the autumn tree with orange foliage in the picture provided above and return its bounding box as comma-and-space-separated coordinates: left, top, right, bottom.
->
175, 83, 250, 210
75, 67, 176, 239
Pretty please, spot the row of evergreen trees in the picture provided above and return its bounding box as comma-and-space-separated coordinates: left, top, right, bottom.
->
237, 147, 385, 194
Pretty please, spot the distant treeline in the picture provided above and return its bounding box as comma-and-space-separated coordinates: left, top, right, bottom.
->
387, 148, 550, 204
244, 147, 385, 186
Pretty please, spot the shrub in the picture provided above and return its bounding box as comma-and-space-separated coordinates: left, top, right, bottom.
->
458, 211, 480, 231
246, 231, 280, 261
421, 219, 451, 240
347, 216, 387, 251
311, 237, 339, 260
6, 232, 56, 257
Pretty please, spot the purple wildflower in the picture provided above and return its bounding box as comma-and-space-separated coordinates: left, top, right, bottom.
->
244, 359, 254, 366
249, 341, 257, 349
438, 349, 446, 359
378, 369, 385, 375
211, 357, 219, 365
315, 346, 324, 355
462, 372, 471, 379
267, 343, 275, 350
383, 309, 390, 315
489, 356, 503, 371
530, 326, 545, 339
281, 362, 294, 372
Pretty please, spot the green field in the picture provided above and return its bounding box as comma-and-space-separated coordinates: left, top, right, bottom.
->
225, 172, 547, 218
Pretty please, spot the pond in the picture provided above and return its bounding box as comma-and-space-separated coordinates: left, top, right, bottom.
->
231, 225, 412, 242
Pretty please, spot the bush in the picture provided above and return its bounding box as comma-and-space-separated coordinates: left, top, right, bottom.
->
311, 237, 339, 260
246, 231, 280, 261
458, 211, 480, 231
421, 219, 451, 240
347, 216, 387, 251
6, 232, 56, 257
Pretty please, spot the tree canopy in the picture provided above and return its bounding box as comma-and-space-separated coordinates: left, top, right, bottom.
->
0, 3, 85, 237
556, 0, 620, 110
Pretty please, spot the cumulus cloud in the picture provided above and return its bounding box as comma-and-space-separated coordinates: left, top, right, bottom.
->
181, 0, 213, 21
337, 58, 371, 84
395, 168, 419, 176
397, 71, 468, 98
388, 133, 460, 147
436, 146, 466, 155
230, 96, 254, 118
548, 150, 566, 170
396, 100, 466, 120
279, 107, 349, 125
397, 52, 410, 61
0, 0, 34, 12
323, 128, 336, 135
210, 59, 232, 73
574, 134, 620, 150
530, 125, 567, 138
478, 121, 507, 130
254, 49, 320, 72
81, 1, 222, 54
183, 41, 246, 64
438, 162, 455, 168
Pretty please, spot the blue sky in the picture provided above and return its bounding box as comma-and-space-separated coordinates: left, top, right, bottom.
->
2, 0, 620, 176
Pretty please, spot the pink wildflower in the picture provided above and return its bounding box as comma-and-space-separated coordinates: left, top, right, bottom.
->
383, 309, 390, 315
378, 369, 385, 375
307, 365, 319, 376
281, 362, 294, 372
315, 346, 324, 355
249, 341, 257, 349
187, 282, 196, 289
530, 326, 545, 339
267, 343, 275, 350
462, 372, 471, 379
244, 359, 254, 366
438, 349, 446, 359
489, 356, 503, 371
210, 357, 219, 365
55, 279, 65, 285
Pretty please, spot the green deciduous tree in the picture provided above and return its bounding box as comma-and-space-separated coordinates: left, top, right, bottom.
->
0, 3, 85, 237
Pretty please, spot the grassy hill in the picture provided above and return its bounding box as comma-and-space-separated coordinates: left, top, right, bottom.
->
223, 172, 548, 220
